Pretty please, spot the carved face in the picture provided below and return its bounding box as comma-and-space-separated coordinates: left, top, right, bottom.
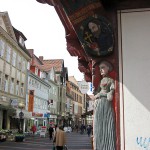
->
88, 22, 101, 38
99, 63, 109, 77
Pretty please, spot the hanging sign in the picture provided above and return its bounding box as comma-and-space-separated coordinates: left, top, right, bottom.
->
78, 80, 89, 94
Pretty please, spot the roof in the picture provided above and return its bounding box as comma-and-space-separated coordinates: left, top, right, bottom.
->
39, 59, 64, 72
68, 76, 78, 86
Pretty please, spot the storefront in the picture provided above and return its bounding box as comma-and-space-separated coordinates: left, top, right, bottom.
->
0, 104, 16, 130
31, 112, 47, 130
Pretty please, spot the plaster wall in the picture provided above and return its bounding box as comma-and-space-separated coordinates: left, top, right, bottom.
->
118, 9, 150, 150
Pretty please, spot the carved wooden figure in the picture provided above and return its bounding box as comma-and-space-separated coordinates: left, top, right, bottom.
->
93, 60, 116, 150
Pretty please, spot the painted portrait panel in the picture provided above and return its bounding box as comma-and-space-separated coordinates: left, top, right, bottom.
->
79, 16, 114, 57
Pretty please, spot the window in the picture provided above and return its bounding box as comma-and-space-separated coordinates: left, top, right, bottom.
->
17, 55, 21, 70
35, 67, 38, 75
50, 71, 54, 81
27, 62, 30, 70
4, 75, 8, 92
0, 71, 2, 90
0, 39, 5, 57
22, 60, 26, 72
20, 83, 24, 97
6, 45, 11, 62
19, 36, 25, 47
17, 71, 20, 81
12, 51, 16, 67
16, 81, 19, 96
10, 78, 14, 94
28, 78, 31, 85
51, 99, 53, 105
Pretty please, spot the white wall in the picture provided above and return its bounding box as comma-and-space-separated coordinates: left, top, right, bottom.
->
118, 9, 150, 150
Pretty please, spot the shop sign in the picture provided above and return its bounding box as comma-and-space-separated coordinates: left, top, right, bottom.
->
44, 113, 50, 118
78, 80, 89, 94
10, 99, 18, 107
50, 115, 57, 119
32, 112, 43, 117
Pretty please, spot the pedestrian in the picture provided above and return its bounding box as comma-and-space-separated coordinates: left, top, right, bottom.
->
80, 124, 84, 134
31, 124, 36, 136
87, 125, 92, 137
53, 126, 66, 150
75, 124, 78, 133
48, 125, 54, 140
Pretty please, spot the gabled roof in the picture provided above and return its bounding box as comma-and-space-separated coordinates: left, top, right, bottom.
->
69, 76, 78, 86
0, 11, 17, 42
27, 49, 43, 67
0, 11, 31, 58
39, 59, 64, 72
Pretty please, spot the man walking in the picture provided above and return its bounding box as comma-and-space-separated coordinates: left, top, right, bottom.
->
48, 125, 54, 140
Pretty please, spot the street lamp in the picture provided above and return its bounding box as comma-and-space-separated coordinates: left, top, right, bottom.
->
18, 102, 25, 133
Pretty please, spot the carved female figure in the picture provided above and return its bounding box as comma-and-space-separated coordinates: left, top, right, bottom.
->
93, 60, 116, 150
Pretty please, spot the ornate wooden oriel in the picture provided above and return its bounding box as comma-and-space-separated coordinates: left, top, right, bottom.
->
36, 1, 119, 149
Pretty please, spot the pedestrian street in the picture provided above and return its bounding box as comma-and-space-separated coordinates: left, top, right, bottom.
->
0, 132, 92, 150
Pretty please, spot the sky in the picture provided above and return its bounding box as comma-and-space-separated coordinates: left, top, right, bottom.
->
0, 0, 85, 81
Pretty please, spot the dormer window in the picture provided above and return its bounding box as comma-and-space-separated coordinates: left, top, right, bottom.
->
19, 36, 25, 47
35, 67, 38, 75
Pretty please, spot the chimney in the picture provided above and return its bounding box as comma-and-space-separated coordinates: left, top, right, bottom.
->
39, 56, 43, 62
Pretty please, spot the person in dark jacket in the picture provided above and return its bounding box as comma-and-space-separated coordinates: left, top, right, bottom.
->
48, 125, 54, 140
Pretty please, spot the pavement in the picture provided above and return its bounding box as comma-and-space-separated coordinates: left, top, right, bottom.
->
0, 131, 92, 150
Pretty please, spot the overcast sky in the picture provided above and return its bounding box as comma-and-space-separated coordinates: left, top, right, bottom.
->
0, 0, 85, 81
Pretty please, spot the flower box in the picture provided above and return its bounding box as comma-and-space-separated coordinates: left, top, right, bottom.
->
15, 134, 25, 142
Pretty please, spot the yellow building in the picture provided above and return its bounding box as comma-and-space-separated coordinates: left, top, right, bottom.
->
0, 12, 30, 130
68, 76, 85, 127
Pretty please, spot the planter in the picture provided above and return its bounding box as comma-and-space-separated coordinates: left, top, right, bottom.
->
0, 134, 6, 142
15, 135, 25, 142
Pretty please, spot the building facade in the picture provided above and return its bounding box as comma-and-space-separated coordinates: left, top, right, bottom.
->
0, 12, 31, 130
68, 76, 84, 127
38, 57, 68, 126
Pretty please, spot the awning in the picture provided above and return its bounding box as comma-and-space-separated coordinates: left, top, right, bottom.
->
0, 105, 16, 116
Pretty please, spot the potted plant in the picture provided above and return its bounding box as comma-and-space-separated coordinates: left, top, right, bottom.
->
0, 129, 7, 142
15, 133, 25, 142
